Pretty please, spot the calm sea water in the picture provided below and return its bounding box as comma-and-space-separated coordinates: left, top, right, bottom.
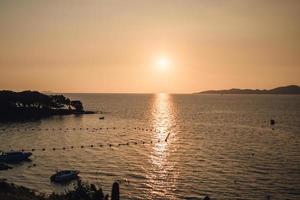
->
0, 94, 299, 200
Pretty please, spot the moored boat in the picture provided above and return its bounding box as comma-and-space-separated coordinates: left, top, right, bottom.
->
50, 170, 80, 183
0, 151, 32, 163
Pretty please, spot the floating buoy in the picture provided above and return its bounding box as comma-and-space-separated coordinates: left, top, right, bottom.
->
31, 149, 35, 151
63, 147, 66, 150
53, 148, 56, 151
42, 148, 45, 151
71, 146, 74, 149
270, 119, 275, 126
81, 145, 84, 148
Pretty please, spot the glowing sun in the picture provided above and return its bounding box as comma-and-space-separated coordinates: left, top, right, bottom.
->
156, 57, 171, 71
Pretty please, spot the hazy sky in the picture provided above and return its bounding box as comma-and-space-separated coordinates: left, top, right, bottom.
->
0, 0, 299, 93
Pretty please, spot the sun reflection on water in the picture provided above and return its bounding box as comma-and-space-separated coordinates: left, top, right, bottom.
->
152, 93, 174, 155
147, 93, 177, 198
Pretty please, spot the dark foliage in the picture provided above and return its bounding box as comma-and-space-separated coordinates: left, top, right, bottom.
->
71, 101, 84, 112
0, 180, 118, 200
0, 90, 93, 121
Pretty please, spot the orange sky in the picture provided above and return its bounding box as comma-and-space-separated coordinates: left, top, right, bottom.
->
0, 0, 299, 93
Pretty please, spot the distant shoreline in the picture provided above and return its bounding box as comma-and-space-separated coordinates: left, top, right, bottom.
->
195, 85, 300, 95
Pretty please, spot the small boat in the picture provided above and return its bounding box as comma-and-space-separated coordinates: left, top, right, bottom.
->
50, 170, 80, 183
99, 116, 105, 120
0, 151, 32, 163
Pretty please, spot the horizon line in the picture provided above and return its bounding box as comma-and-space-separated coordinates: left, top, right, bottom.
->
2, 84, 299, 95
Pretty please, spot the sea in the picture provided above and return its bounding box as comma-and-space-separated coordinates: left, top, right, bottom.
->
0, 94, 299, 200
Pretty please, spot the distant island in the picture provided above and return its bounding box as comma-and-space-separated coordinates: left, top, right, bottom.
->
196, 85, 300, 95
0, 90, 95, 121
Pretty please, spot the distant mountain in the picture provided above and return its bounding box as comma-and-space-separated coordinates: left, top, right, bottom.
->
196, 85, 300, 95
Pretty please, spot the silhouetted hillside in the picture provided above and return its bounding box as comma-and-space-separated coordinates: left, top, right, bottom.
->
0, 90, 95, 121
196, 85, 300, 95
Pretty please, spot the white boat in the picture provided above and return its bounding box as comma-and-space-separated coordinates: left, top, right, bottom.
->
50, 170, 80, 183
0, 151, 32, 163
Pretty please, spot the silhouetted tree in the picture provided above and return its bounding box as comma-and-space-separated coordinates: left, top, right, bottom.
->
50, 95, 71, 109
71, 100, 84, 112
0, 90, 88, 120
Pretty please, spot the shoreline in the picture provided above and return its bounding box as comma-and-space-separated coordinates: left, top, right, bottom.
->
0, 179, 213, 200
0, 179, 118, 200
0, 109, 96, 122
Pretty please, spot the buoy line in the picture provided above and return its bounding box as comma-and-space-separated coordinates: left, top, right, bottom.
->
4, 139, 163, 153
0, 126, 162, 134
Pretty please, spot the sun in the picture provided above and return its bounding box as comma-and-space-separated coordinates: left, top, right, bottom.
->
156, 57, 171, 71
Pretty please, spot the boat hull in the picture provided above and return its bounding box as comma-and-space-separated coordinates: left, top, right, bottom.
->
50, 170, 80, 183
0, 152, 32, 163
